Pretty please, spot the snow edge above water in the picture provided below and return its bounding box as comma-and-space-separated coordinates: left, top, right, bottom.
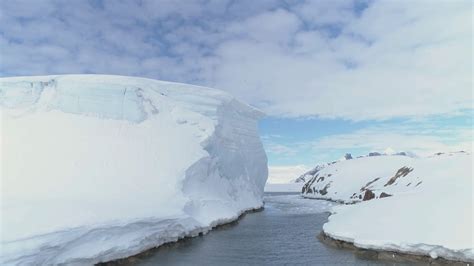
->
322, 228, 473, 263
303, 153, 473, 263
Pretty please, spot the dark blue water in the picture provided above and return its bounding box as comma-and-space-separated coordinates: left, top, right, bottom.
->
133, 193, 411, 265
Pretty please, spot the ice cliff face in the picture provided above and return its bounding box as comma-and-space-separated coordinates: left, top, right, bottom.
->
0, 75, 268, 265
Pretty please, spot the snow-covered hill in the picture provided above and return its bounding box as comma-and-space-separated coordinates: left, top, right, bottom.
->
296, 151, 415, 184
0, 75, 268, 265
301, 153, 419, 202
301, 151, 473, 262
295, 164, 327, 183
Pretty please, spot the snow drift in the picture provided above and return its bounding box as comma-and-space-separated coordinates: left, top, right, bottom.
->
0, 75, 268, 265
301, 152, 473, 262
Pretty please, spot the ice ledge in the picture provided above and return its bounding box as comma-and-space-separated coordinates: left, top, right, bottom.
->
321, 229, 474, 263
0, 74, 264, 122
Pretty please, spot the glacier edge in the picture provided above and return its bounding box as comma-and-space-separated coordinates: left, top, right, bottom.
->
0, 75, 268, 265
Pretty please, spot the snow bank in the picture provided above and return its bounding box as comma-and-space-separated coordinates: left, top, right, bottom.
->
302, 152, 473, 262
0, 75, 268, 265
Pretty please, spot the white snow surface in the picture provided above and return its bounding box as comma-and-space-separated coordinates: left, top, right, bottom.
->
302, 154, 417, 202
302, 152, 473, 262
0, 75, 268, 265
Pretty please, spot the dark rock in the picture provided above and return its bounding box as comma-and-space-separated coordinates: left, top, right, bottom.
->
368, 152, 381, 156
384, 166, 413, 186
302, 175, 319, 194
295, 164, 326, 183
319, 182, 331, 195
360, 177, 380, 191
356, 249, 379, 260
362, 189, 375, 201
344, 153, 352, 160
379, 192, 392, 198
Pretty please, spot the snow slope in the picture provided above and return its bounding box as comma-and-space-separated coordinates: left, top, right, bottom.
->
301, 152, 473, 262
301, 154, 417, 202
295, 163, 327, 183
0, 75, 268, 265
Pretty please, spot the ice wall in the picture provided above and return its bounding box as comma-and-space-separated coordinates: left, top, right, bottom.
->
0, 75, 268, 265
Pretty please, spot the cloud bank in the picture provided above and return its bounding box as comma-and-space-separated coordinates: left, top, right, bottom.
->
1, 0, 471, 120
267, 165, 309, 184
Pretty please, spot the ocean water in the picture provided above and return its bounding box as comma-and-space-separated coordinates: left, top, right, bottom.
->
133, 193, 411, 265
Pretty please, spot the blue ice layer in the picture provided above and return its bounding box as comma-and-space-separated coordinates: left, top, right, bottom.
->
0, 81, 45, 108
0, 79, 149, 123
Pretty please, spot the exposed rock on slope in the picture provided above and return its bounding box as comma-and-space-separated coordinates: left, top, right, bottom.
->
294, 164, 327, 183
296, 151, 414, 184
301, 154, 417, 203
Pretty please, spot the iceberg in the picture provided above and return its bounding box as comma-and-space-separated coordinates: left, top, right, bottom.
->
0, 75, 268, 265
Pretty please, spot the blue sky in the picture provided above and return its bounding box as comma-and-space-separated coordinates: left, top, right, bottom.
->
260, 110, 473, 166
0, 0, 472, 178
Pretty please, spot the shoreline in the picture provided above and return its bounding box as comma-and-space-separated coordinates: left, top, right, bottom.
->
303, 194, 472, 264
301, 194, 357, 205
98, 195, 471, 265
97, 206, 264, 265
318, 232, 472, 265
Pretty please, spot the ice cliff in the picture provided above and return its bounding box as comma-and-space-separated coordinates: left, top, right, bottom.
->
0, 75, 268, 265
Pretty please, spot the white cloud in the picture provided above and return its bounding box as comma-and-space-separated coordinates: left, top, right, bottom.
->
226, 9, 301, 44
208, 1, 472, 120
311, 125, 473, 157
267, 165, 309, 184
293, 0, 357, 26
263, 142, 300, 157
0, 0, 472, 120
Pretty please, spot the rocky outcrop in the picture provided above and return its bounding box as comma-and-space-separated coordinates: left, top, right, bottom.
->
301, 155, 418, 203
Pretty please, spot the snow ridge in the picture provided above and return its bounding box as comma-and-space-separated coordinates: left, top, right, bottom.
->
295, 151, 415, 184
